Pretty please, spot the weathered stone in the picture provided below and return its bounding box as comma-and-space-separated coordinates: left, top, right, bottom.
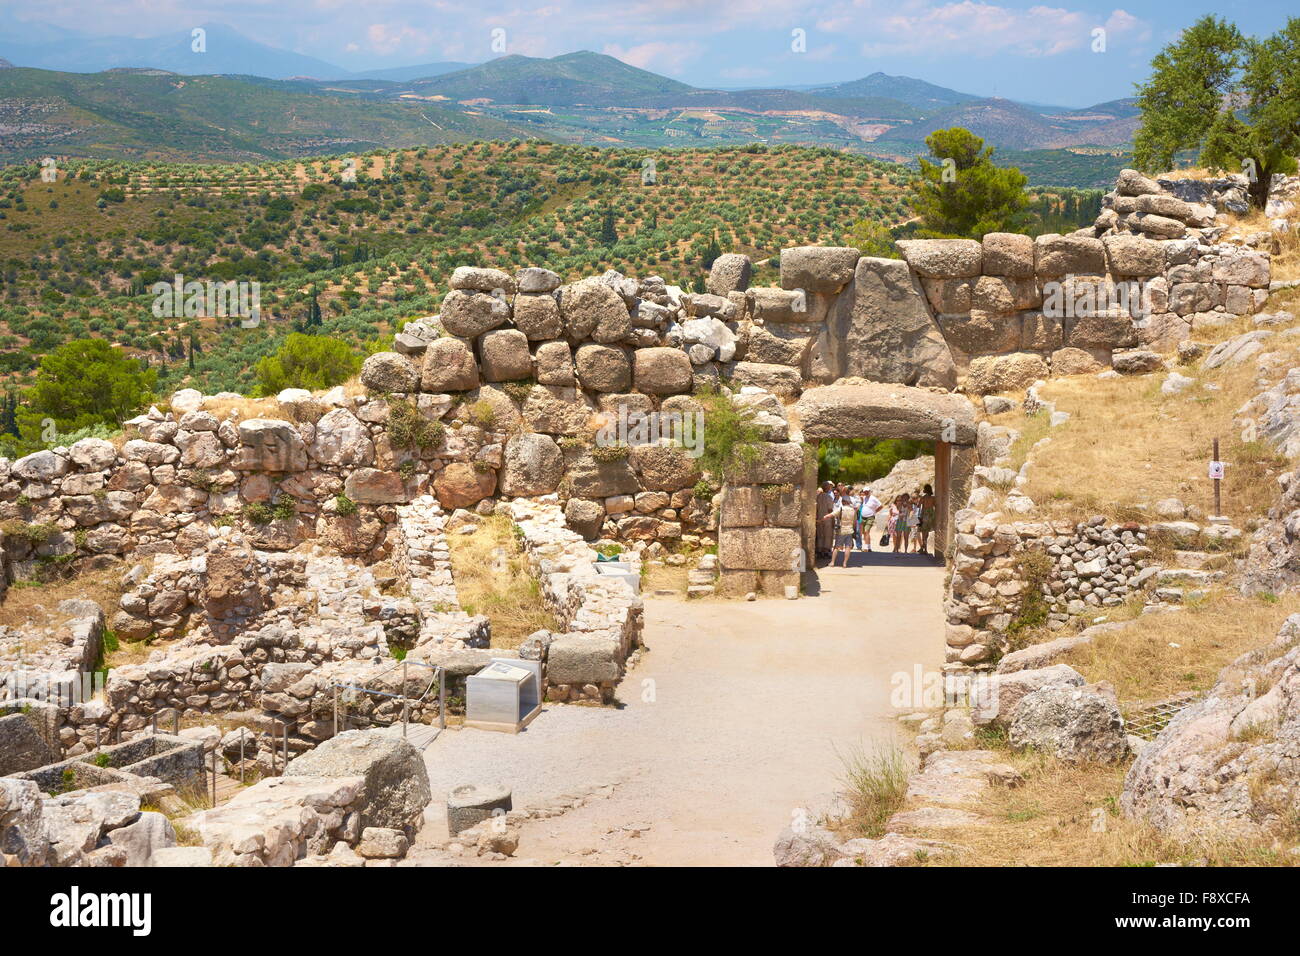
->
1009, 684, 1127, 764
779, 245, 860, 292
421, 337, 480, 392
284, 729, 431, 833
966, 353, 1049, 395
499, 433, 564, 496
449, 266, 516, 295
361, 351, 419, 393
633, 347, 693, 395
234, 420, 307, 472
575, 344, 631, 392
440, 289, 510, 338
512, 294, 563, 340
433, 462, 496, 509
981, 232, 1035, 278
479, 329, 533, 382
897, 239, 982, 278
707, 253, 753, 295
819, 257, 957, 388
534, 340, 575, 386
560, 278, 631, 343
796, 380, 976, 443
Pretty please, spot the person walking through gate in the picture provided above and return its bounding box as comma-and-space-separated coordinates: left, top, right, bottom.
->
823, 490, 859, 568
858, 486, 882, 551
917, 483, 936, 555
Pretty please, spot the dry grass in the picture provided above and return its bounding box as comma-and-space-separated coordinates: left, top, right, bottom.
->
999, 344, 1294, 524
926, 752, 1295, 867
835, 740, 912, 839
1061, 592, 1300, 702
445, 514, 561, 648
642, 561, 690, 597
0, 564, 123, 635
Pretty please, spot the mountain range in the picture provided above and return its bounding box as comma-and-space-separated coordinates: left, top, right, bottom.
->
0, 22, 1141, 186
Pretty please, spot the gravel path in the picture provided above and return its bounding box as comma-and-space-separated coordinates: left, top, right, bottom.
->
413, 558, 946, 866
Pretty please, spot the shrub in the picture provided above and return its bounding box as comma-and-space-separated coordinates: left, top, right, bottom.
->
334, 493, 358, 517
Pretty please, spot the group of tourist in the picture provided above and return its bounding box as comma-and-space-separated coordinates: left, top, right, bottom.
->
814, 481, 936, 567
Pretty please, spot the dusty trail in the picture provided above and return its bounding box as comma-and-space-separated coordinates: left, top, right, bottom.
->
413, 556, 945, 866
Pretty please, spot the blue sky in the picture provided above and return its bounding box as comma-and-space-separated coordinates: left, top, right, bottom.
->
3, 0, 1294, 106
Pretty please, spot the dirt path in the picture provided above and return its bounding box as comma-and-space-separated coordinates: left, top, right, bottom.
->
410, 556, 945, 866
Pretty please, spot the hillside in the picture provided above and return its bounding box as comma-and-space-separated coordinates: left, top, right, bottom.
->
0, 143, 923, 394
812, 72, 978, 109
406, 52, 695, 106
877, 97, 1138, 150
0, 68, 535, 162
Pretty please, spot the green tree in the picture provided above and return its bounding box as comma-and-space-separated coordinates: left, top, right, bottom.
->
1133, 15, 1300, 209
847, 220, 900, 259
913, 128, 1029, 238
18, 339, 156, 442
254, 332, 361, 395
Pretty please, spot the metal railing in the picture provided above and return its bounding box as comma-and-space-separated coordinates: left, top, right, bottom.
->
329, 658, 446, 739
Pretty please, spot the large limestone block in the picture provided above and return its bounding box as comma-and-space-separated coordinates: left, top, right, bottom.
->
1065, 312, 1137, 350
779, 245, 860, 292
421, 336, 480, 392
233, 419, 307, 472
1103, 234, 1166, 276
310, 408, 374, 467
440, 289, 510, 338
629, 442, 701, 491
534, 340, 576, 386
896, 239, 982, 278
746, 323, 814, 368
512, 293, 563, 340
1008, 684, 1127, 764
707, 253, 753, 295
820, 256, 957, 388
433, 462, 496, 509
499, 433, 564, 496
966, 353, 1049, 395
633, 347, 693, 395
730, 361, 802, 394
563, 450, 640, 498
547, 635, 621, 685
450, 266, 516, 295
1034, 234, 1105, 276
724, 441, 806, 484
285, 729, 432, 832
479, 329, 533, 382
796, 380, 976, 443
981, 233, 1034, 278
719, 527, 802, 571
361, 351, 419, 393
750, 287, 809, 323
522, 384, 596, 435
936, 310, 1022, 356
575, 344, 631, 392
560, 277, 631, 342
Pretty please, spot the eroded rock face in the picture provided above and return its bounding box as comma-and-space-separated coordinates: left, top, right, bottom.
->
1241, 466, 1300, 595
284, 729, 431, 834
820, 257, 957, 389
1122, 614, 1300, 839
235, 419, 307, 472
499, 433, 564, 497
1008, 683, 1128, 764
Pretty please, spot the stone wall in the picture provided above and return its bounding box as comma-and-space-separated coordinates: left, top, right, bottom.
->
945, 511, 1158, 666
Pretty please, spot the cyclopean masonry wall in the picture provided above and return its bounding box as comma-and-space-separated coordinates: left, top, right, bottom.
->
0, 168, 1278, 753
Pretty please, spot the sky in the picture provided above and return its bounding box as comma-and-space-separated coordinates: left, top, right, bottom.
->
1, 0, 1293, 106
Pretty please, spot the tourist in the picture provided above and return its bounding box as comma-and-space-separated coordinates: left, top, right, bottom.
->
814, 481, 835, 559
892, 493, 911, 553
917, 483, 936, 555
858, 486, 882, 551
825, 490, 859, 568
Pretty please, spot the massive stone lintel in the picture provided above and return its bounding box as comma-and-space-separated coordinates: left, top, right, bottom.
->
793, 379, 977, 445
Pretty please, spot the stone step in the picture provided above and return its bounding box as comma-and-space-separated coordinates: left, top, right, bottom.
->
1155, 568, 1214, 586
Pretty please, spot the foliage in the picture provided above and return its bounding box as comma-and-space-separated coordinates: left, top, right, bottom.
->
387, 398, 444, 450
913, 128, 1030, 237
1133, 15, 1300, 208
334, 493, 358, 517
694, 386, 763, 479
818, 438, 932, 483
16, 339, 154, 445
253, 332, 360, 395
